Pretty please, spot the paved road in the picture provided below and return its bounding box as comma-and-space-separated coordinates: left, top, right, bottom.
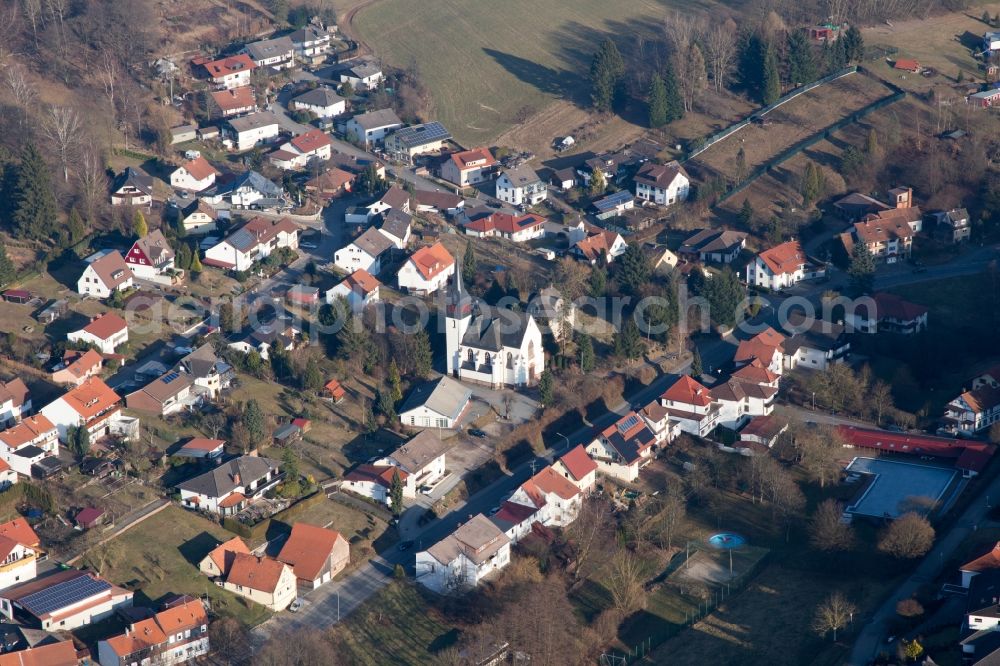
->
251, 360, 701, 643
847, 472, 1000, 665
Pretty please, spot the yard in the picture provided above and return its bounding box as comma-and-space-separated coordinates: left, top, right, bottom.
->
91, 505, 272, 627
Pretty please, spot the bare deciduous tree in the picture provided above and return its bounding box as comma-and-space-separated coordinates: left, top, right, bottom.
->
869, 380, 894, 426
878, 512, 935, 559
40, 106, 81, 182
78, 149, 108, 223
4, 65, 35, 108
813, 591, 856, 641
796, 424, 842, 488
654, 484, 687, 550
606, 549, 647, 615
809, 499, 855, 551
703, 21, 737, 93
567, 497, 614, 583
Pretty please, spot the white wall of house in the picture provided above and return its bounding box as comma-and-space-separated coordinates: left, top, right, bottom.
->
343, 479, 389, 504
415, 544, 510, 594
397, 261, 454, 295
222, 566, 297, 611
0, 544, 36, 591
77, 265, 132, 299
67, 328, 128, 355
399, 405, 458, 429
635, 174, 689, 206
232, 124, 280, 151
293, 99, 346, 119
170, 167, 216, 192
333, 246, 381, 276
584, 440, 640, 482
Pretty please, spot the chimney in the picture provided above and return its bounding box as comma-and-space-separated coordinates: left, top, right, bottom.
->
232, 473, 241, 485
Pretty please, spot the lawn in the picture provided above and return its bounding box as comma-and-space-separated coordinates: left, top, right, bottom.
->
352, 0, 718, 146
93, 505, 272, 627
328, 581, 457, 664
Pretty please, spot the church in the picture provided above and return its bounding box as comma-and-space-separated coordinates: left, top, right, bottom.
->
444, 273, 545, 388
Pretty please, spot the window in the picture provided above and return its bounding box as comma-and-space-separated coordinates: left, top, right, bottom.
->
507, 352, 513, 369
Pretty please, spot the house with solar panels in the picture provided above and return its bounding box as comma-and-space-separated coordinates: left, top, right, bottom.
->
0, 569, 133, 631
202, 216, 300, 272
591, 190, 635, 221
125, 370, 198, 416
384, 122, 451, 163
585, 411, 658, 482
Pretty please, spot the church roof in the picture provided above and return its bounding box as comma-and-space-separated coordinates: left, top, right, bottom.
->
461, 306, 534, 352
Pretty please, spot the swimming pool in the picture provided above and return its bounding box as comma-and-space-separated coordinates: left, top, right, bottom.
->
845, 457, 956, 519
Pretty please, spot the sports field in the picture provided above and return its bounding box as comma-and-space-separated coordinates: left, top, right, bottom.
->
352, 0, 714, 146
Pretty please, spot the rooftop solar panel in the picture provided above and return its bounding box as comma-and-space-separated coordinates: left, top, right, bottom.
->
617, 414, 641, 433
20, 575, 111, 617
162, 372, 181, 384
393, 122, 451, 147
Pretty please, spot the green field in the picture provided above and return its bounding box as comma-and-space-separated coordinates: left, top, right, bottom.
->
353, 0, 695, 146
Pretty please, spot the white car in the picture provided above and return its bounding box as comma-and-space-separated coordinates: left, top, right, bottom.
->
289, 598, 303, 613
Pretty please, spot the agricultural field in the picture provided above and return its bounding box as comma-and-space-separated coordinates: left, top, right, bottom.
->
351, 0, 726, 147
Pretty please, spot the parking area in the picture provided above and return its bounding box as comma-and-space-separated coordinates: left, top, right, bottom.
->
845, 456, 957, 519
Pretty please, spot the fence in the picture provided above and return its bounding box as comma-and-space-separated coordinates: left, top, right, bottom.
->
684, 66, 859, 163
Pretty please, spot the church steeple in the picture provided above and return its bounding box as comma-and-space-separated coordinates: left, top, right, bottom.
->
447, 268, 472, 319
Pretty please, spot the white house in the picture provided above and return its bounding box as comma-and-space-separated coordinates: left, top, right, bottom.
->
0, 518, 40, 591
679, 229, 747, 264
220, 553, 297, 612
745, 240, 825, 290
243, 36, 295, 70
507, 466, 582, 528
398, 375, 471, 429
269, 129, 333, 170
660, 375, 721, 437
97, 597, 209, 666
441, 148, 495, 187
338, 57, 384, 89
202, 54, 256, 89
416, 514, 511, 594
203, 216, 299, 272
227, 324, 298, 361
326, 269, 382, 311
0, 416, 59, 477
553, 445, 598, 494
178, 200, 219, 235
39, 376, 128, 442
377, 209, 412, 249
77, 251, 134, 299
846, 292, 929, 335
177, 456, 282, 515
342, 464, 404, 505
170, 156, 219, 192
67, 312, 128, 355
585, 412, 658, 482
780, 314, 850, 372
495, 163, 547, 207
709, 376, 777, 431
634, 161, 690, 206
201, 170, 283, 209
571, 228, 628, 264
463, 212, 545, 243
290, 87, 346, 118
125, 230, 176, 280
342, 108, 402, 146
333, 227, 395, 276
384, 122, 451, 163
290, 25, 332, 63
378, 430, 450, 497
943, 367, 1000, 436
0, 569, 133, 632
111, 168, 154, 207
397, 242, 455, 295
209, 85, 257, 118
226, 113, 281, 152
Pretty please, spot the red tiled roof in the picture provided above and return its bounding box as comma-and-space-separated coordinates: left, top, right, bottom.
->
558, 444, 597, 481
524, 466, 579, 501
835, 425, 996, 472
325, 379, 346, 399
872, 292, 928, 322
206, 536, 249, 575
662, 375, 712, 407
492, 500, 538, 526
60, 349, 104, 379
0, 415, 56, 450
226, 553, 289, 593
735, 327, 786, 364
218, 492, 247, 509
344, 464, 407, 489
575, 230, 620, 261
739, 414, 786, 440
0, 517, 40, 548
81, 312, 127, 341
408, 242, 454, 280
962, 542, 1000, 573
204, 54, 256, 78
210, 86, 256, 113
757, 240, 807, 276
466, 212, 546, 235
180, 438, 225, 452
277, 522, 346, 582
58, 376, 120, 420
894, 58, 920, 71
290, 129, 332, 154
343, 268, 381, 295
0, 640, 77, 666
449, 147, 495, 171
179, 155, 220, 182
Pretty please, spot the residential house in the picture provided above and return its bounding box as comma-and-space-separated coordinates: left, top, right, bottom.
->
385, 122, 451, 163
125, 230, 176, 281
745, 240, 826, 290
175, 438, 225, 460
0, 518, 40, 590
441, 148, 496, 187
464, 211, 545, 242
286, 284, 319, 308
633, 160, 690, 206
170, 156, 220, 191
177, 455, 282, 515
177, 343, 234, 398
333, 227, 395, 276
343, 108, 402, 146
197, 536, 249, 578
379, 430, 450, 497
969, 88, 1000, 108
326, 268, 382, 310
201, 170, 284, 209
227, 323, 298, 361
125, 371, 196, 416
679, 229, 747, 264
51, 349, 104, 387
576, 151, 633, 187
0, 569, 133, 631
325, 380, 346, 403
397, 242, 455, 295
0, 641, 78, 666
660, 375, 721, 437
709, 375, 777, 430
961, 542, 1000, 589
840, 216, 916, 264
942, 366, 1000, 436
277, 523, 350, 591
738, 414, 788, 449
338, 57, 384, 89
342, 464, 405, 504
208, 85, 257, 119
269, 129, 333, 170
221, 553, 297, 611
40, 376, 129, 442
893, 58, 921, 73
305, 168, 355, 200
550, 167, 577, 191
67, 313, 128, 355
734, 327, 786, 375
495, 163, 547, 207
178, 200, 219, 235
398, 375, 471, 430
201, 54, 256, 89
0, 379, 29, 427
592, 191, 634, 220
376, 209, 413, 249
416, 514, 511, 593
290, 25, 332, 64
964, 570, 1000, 652
571, 228, 628, 264
833, 192, 892, 222
527, 286, 575, 341
445, 273, 545, 387
415, 190, 464, 216
0, 416, 59, 477
96, 597, 209, 666
585, 412, 657, 482
203, 216, 299, 272
506, 465, 582, 529
111, 168, 154, 207
781, 313, 850, 371
847, 292, 929, 335
226, 113, 281, 151
639, 400, 678, 444
931, 208, 971, 243
242, 36, 295, 70
290, 87, 346, 119
553, 444, 598, 494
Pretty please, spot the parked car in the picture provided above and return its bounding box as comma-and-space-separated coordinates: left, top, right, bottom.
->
468, 428, 487, 439
398, 540, 414, 552
289, 598, 303, 612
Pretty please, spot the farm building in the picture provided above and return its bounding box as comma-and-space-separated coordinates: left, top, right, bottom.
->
969, 87, 1000, 108
893, 58, 921, 73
